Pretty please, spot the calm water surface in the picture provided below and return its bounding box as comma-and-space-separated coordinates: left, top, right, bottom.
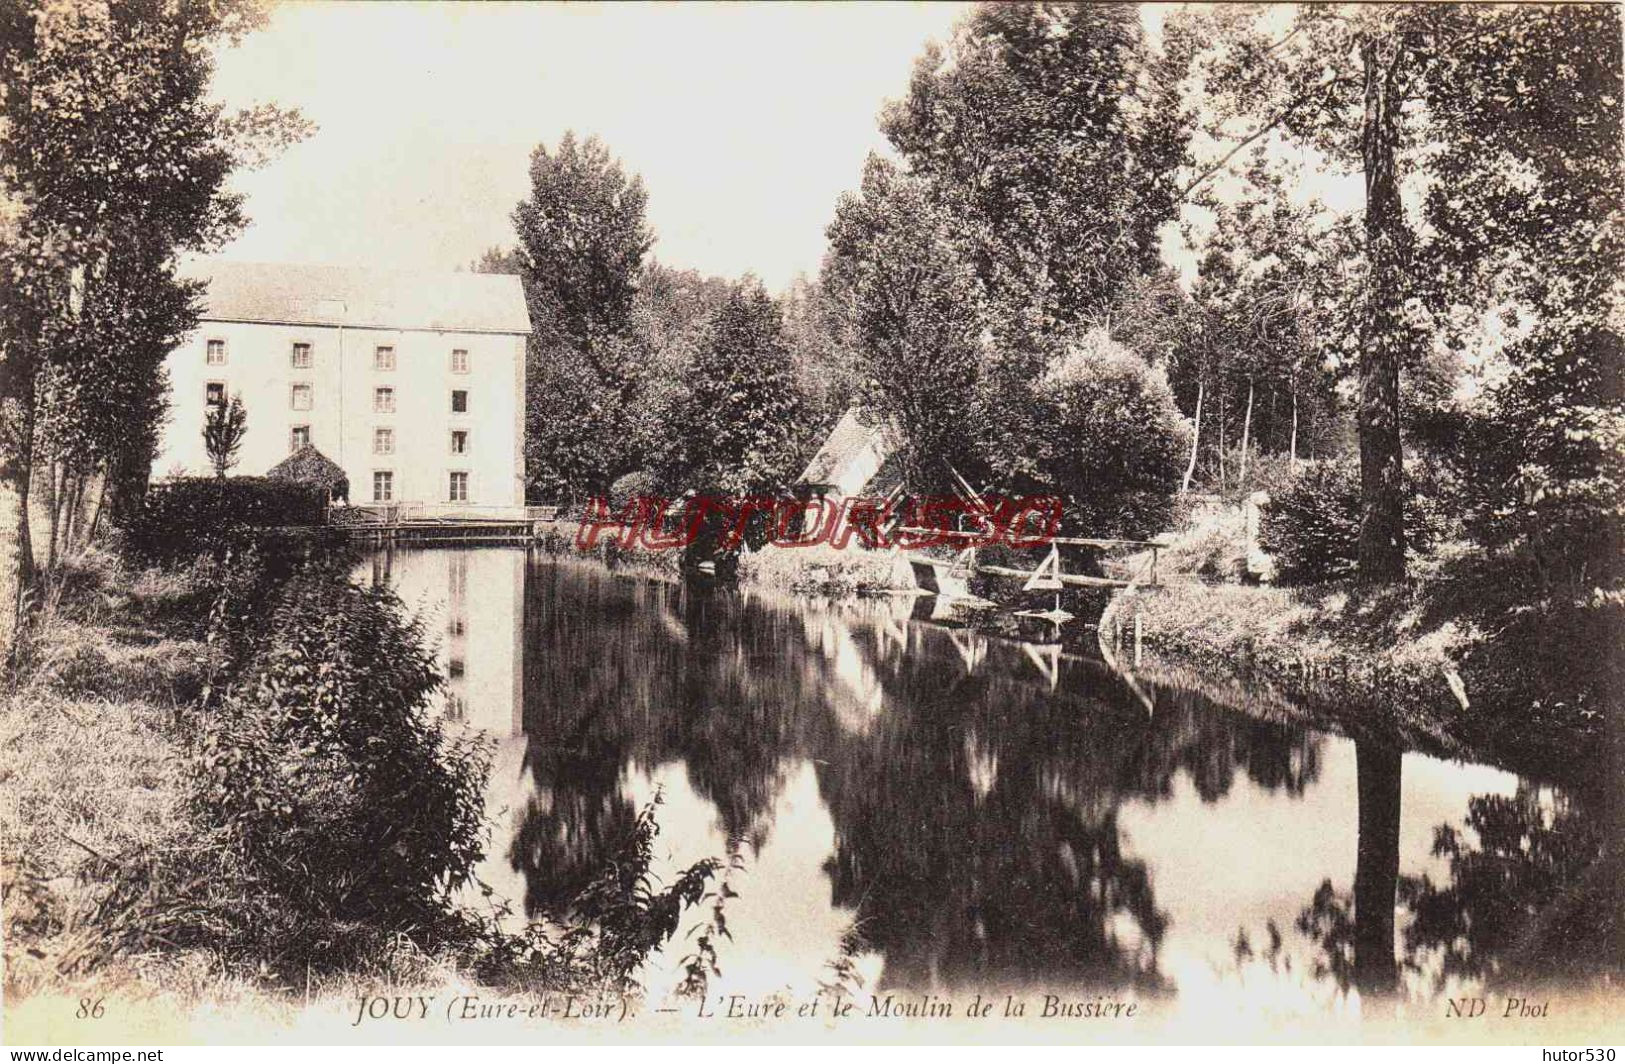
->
360, 546, 1572, 1016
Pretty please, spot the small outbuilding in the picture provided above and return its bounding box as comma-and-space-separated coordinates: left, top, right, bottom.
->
796, 406, 899, 501
267, 443, 350, 504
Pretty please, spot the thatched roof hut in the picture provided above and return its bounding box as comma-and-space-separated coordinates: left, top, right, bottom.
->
267, 444, 349, 502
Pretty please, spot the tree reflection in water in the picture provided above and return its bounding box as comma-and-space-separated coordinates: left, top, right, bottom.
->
1400, 785, 1619, 989
508, 559, 1331, 992
1294, 774, 1616, 1001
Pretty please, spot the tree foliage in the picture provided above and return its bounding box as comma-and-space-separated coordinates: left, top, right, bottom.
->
655, 280, 809, 497
0, 0, 307, 650
880, 2, 1192, 346
1196, 4, 1624, 583
203, 393, 248, 478
1020, 337, 1187, 539
512, 132, 655, 353
823, 156, 984, 489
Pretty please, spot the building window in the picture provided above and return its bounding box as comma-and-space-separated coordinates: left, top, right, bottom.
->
291, 342, 312, 369
290, 383, 313, 411
374, 386, 394, 413
450, 348, 469, 374
290, 425, 311, 452
450, 389, 468, 414
206, 339, 227, 366
448, 471, 469, 502
373, 427, 394, 455
447, 617, 466, 637
374, 346, 395, 371
450, 429, 469, 455
448, 658, 465, 680
372, 470, 394, 503
205, 381, 226, 408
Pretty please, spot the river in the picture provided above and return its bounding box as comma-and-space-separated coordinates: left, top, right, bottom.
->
358, 545, 1584, 1020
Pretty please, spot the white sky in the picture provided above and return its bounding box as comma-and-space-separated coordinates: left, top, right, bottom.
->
207, 1, 969, 291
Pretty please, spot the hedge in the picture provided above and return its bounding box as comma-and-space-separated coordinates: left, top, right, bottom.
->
122, 476, 328, 566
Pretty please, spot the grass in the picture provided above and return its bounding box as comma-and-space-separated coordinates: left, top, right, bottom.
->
738, 542, 913, 594
1, 550, 218, 1007
1133, 514, 1620, 786
3, 544, 722, 1037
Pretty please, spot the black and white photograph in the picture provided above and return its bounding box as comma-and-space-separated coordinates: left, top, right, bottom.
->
1, 0, 1621, 1051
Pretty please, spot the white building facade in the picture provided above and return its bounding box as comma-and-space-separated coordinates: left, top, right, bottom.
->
154, 262, 530, 511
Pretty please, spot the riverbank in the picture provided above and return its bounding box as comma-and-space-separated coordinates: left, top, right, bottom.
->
1127, 543, 1621, 789
1, 543, 718, 1035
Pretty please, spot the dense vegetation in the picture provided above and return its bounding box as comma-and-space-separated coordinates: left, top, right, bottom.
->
122, 477, 329, 567
2, 0, 1620, 1017
2, 538, 722, 1002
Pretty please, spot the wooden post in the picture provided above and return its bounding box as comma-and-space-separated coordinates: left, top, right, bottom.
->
1133, 610, 1143, 668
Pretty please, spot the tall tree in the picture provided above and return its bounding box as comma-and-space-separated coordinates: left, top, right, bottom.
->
655, 280, 808, 497
880, 2, 1192, 349
1197, 4, 1622, 581
504, 132, 655, 500
823, 157, 985, 489
512, 131, 654, 352
778, 274, 857, 429
204, 393, 248, 478
0, 0, 306, 657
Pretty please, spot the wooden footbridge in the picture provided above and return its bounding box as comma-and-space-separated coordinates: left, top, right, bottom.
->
328, 504, 560, 545
899, 527, 1163, 597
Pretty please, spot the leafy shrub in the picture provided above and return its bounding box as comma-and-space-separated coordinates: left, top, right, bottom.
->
1260, 463, 1362, 584
1261, 460, 1460, 584
608, 469, 659, 510
122, 477, 328, 566
1447, 323, 1625, 593
1001, 339, 1188, 539
471, 794, 723, 994
187, 565, 489, 972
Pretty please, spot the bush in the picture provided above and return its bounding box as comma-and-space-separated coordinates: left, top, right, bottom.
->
608, 469, 659, 510
187, 565, 489, 972
1016, 338, 1188, 539
1261, 460, 1460, 585
122, 477, 328, 566
1259, 463, 1362, 584
1448, 323, 1625, 593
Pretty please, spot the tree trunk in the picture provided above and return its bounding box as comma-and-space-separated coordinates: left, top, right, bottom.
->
1354, 740, 1403, 999
1289, 384, 1300, 472
1238, 379, 1255, 486
44, 460, 62, 574
1356, 33, 1411, 582
86, 469, 111, 545
1181, 377, 1204, 493
64, 468, 88, 555
4, 466, 36, 669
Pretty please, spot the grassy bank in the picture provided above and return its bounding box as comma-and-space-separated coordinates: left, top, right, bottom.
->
1131, 525, 1621, 787
1, 543, 720, 1031
3, 553, 232, 1006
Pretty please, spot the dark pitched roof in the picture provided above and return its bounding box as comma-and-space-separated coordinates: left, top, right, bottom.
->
267, 444, 349, 491
182, 260, 531, 335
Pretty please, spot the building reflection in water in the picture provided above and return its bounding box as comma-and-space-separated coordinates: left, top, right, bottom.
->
358, 548, 1610, 1017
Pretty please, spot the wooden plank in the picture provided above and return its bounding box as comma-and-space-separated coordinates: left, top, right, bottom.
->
905, 553, 1129, 589
977, 563, 1130, 589
897, 527, 1159, 550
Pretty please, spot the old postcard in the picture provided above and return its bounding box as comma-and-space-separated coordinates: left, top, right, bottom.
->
1, 0, 1620, 1052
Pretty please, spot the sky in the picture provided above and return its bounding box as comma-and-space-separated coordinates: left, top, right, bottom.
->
206, 1, 969, 292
